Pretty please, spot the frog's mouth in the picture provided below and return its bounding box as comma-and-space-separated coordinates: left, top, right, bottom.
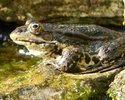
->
17, 38, 54, 44
10, 32, 55, 45
10, 25, 55, 45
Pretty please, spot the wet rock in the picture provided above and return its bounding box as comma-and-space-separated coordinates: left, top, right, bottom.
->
0, 63, 120, 100
123, 0, 125, 25
108, 69, 125, 100
9, 85, 61, 100
0, 0, 123, 25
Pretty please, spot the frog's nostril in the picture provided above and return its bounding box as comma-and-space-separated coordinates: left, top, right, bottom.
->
18, 27, 27, 33
18, 29, 23, 33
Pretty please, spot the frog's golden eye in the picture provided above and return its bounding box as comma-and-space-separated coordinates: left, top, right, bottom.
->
28, 23, 44, 35
41, 32, 53, 41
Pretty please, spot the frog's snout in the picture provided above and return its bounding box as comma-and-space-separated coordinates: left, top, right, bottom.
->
10, 30, 16, 41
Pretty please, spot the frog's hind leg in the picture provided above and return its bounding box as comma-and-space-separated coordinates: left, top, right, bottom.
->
81, 58, 125, 74
100, 59, 125, 73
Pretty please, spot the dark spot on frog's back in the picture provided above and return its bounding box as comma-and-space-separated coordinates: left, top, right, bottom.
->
92, 56, 100, 64
84, 53, 91, 64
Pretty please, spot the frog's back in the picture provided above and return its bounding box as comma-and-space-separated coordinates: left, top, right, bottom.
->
42, 23, 124, 39
42, 23, 124, 54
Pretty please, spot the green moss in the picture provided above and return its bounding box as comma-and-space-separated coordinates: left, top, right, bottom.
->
61, 80, 95, 100
107, 69, 125, 100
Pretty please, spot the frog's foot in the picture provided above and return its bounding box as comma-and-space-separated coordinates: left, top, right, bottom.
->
46, 61, 63, 73
46, 46, 82, 73
81, 58, 125, 74
47, 56, 81, 73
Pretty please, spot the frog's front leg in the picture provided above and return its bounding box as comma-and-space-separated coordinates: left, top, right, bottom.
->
53, 46, 83, 72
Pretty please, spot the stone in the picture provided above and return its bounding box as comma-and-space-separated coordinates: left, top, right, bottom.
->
0, 0, 123, 25
108, 69, 125, 100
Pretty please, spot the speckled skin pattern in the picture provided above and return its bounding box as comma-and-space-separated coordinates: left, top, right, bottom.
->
10, 18, 125, 73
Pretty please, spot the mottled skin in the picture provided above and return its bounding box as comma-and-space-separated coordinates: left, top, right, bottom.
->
10, 19, 125, 73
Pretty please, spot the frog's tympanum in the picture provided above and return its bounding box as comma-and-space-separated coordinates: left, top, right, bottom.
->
10, 18, 125, 73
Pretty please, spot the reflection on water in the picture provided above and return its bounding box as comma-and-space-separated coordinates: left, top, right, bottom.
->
0, 42, 40, 82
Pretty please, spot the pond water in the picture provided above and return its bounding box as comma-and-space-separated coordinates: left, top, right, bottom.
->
0, 43, 39, 78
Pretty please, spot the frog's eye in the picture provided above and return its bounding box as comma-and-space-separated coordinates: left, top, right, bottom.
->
32, 24, 39, 29
41, 32, 53, 41
28, 23, 44, 34
30, 23, 41, 31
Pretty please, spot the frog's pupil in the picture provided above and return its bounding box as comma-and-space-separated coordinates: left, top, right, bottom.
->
33, 24, 38, 28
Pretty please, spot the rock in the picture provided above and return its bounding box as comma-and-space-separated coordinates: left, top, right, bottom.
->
9, 85, 61, 100
0, 0, 123, 25
108, 69, 125, 100
0, 61, 120, 99
123, 0, 125, 25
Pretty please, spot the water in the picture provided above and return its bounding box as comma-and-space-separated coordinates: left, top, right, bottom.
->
0, 42, 39, 81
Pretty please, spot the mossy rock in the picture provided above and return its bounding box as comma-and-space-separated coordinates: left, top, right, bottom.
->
108, 68, 125, 100
0, 61, 120, 100
0, 0, 123, 26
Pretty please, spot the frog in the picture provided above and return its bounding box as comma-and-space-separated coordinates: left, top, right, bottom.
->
10, 18, 125, 74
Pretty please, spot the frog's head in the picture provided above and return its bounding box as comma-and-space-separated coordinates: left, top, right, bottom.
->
10, 19, 58, 56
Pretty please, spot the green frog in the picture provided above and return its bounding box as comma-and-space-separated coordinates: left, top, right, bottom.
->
10, 18, 125, 73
